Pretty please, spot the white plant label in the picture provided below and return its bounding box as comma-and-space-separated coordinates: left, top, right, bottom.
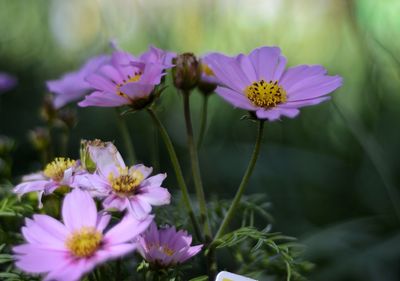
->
215, 271, 258, 281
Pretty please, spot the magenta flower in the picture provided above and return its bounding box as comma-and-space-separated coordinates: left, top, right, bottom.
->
137, 222, 202, 267
205, 46, 343, 121
75, 141, 171, 218
78, 46, 173, 108
13, 157, 78, 208
13, 189, 153, 281
47, 55, 110, 109
0, 72, 17, 94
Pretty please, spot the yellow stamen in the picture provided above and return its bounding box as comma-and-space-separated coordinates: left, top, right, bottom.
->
245, 79, 287, 108
202, 63, 214, 76
162, 246, 175, 256
66, 227, 102, 258
115, 73, 142, 99
108, 167, 144, 194
43, 157, 76, 182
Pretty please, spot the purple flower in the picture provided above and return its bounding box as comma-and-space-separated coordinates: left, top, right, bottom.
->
205, 46, 343, 121
79, 46, 173, 108
13, 157, 78, 208
137, 222, 202, 267
47, 55, 110, 109
13, 189, 153, 281
75, 141, 171, 218
0, 72, 17, 94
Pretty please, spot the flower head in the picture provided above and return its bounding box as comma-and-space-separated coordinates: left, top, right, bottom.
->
47, 55, 110, 109
75, 141, 171, 218
13, 157, 78, 207
137, 222, 202, 268
0, 72, 17, 94
205, 46, 342, 121
79, 46, 173, 109
13, 189, 153, 281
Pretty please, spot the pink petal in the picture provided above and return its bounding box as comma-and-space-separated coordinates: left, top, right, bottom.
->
119, 82, 154, 100
105, 214, 153, 244
78, 91, 128, 107
249, 46, 282, 82
215, 86, 257, 110
14, 246, 68, 273
137, 187, 171, 206
62, 189, 97, 231
205, 53, 250, 92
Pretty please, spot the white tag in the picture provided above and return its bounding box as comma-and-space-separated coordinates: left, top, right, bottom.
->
215, 271, 258, 281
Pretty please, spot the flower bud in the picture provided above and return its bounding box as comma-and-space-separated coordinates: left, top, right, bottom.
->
172, 53, 201, 91
79, 139, 100, 173
57, 108, 77, 129
29, 128, 50, 151
198, 60, 217, 95
40, 95, 58, 123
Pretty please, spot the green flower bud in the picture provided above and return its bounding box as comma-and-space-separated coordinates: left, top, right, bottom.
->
172, 53, 201, 91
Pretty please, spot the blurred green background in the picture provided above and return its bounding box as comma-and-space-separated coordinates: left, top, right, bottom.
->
1, 0, 400, 280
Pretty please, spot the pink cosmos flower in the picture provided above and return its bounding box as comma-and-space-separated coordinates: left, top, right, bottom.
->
75, 141, 171, 218
13, 189, 153, 281
47, 55, 110, 109
78, 46, 173, 108
137, 222, 202, 267
13, 157, 78, 208
0, 72, 17, 94
205, 46, 343, 121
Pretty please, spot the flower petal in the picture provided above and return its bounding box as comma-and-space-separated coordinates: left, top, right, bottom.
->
78, 91, 128, 107
62, 189, 97, 231
105, 214, 153, 244
248, 46, 282, 82
215, 86, 257, 110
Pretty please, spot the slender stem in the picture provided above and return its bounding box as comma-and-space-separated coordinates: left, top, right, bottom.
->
213, 120, 265, 241
197, 95, 209, 149
182, 92, 212, 240
115, 110, 136, 165
60, 126, 69, 156
146, 108, 202, 241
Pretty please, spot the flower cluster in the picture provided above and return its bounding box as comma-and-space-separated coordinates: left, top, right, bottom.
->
13, 141, 200, 281
12, 43, 342, 280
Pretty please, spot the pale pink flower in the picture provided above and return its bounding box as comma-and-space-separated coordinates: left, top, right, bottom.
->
13, 189, 153, 281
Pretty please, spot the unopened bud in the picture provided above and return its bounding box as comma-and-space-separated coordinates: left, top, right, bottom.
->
57, 108, 77, 129
29, 128, 50, 151
172, 53, 201, 91
40, 95, 57, 123
80, 139, 101, 173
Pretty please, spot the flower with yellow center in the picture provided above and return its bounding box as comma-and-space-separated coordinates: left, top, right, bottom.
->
66, 227, 103, 258
204, 46, 342, 121
245, 79, 287, 108
108, 167, 144, 194
43, 157, 76, 182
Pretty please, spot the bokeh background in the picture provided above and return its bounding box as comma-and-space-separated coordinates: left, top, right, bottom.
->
1, 0, 400, 280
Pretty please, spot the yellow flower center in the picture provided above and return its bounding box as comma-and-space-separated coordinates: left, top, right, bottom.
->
43, 157, 76, 182
245, 80, 287, 108
202, 63, 214, 76
108, 167, 144, 194
162, 246, 175, 256
66, 227, 102, 258
116, 72, 142, 99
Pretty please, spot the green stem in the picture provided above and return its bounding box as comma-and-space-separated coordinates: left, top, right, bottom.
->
182, 92, 212, 240
197, 95, 209, 149
213, 120, 265, 241
115, 110, 136, 165
60, 126, 69, 156
146, 108, 202, 241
